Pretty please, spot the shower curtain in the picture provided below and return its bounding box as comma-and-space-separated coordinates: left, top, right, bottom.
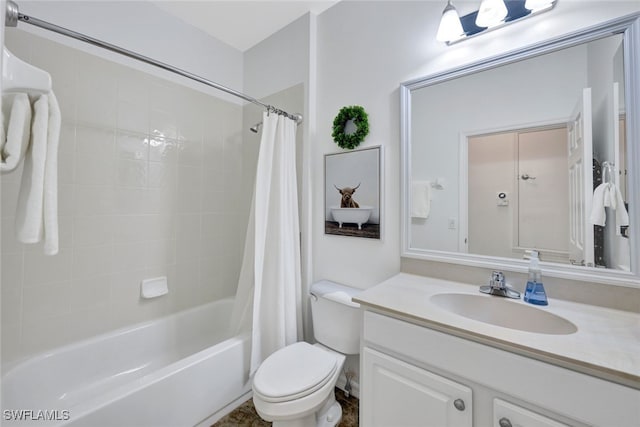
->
230, 111, 303, 375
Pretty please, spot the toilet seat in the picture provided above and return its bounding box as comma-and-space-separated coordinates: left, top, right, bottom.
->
253, 342, 338, 403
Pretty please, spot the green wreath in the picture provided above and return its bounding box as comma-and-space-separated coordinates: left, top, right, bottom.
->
332, 105, 369, 149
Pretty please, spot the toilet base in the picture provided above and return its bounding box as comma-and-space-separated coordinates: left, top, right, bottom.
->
271, 395, 342, 427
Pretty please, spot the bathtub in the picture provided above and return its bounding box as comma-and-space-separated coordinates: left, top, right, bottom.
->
330, 206, 373, 229
1, 298, 251, 427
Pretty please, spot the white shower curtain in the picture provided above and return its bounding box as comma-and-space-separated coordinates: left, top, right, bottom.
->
230, 111, 303, 375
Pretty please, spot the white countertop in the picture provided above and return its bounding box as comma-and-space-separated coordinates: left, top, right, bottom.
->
354, 273, 640, 389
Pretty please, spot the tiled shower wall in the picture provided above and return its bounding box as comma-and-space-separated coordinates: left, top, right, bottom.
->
1, 31, 245, 365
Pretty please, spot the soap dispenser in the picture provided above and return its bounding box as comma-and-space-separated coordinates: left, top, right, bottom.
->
523, 250, 548, 306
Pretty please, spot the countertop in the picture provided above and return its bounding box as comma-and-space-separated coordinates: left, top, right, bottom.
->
354, 273, 640, 389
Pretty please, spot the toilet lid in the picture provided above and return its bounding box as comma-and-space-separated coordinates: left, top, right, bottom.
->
253, 342, 338, 403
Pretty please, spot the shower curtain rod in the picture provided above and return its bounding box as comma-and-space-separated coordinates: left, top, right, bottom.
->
4, 0, 303, 124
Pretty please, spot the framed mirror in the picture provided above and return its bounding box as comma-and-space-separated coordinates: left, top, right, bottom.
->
400, 14, 640, 287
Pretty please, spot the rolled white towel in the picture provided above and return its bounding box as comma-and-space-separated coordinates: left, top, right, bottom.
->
411, 181, 431, 219
15, 92, 61, 255
1, 93, 31, 172
44, 92, 61, 255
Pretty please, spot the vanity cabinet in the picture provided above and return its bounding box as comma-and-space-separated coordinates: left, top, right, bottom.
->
360, 310, 640, 427
361, 347, 472, 427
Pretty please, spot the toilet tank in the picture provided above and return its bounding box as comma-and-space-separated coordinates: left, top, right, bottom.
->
310, 281, 361, 355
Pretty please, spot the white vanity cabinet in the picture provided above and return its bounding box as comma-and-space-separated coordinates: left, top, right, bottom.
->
361, 347, 472, 427
360, 310, 640, 427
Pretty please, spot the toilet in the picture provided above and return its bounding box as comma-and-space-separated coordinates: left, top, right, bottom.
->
252, 280, 361, 427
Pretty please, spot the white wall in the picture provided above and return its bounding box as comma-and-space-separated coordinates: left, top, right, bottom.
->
313, 0, 640, 290
14, 1, 243, 104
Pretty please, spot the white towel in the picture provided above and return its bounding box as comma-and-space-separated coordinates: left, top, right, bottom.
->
411, 181, 431, 219
15, 92, 61, 255
590, 183, 607, 226
1, 93, 32, 172
589, 182, 629, 228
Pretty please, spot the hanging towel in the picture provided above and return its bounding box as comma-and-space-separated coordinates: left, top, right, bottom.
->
15, 92, 61, 255
589, 182, 629, 228
411, 181, 431, 219
1, 93, 32, 172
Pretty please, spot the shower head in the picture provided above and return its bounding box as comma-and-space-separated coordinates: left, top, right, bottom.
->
250, 122, 262, 133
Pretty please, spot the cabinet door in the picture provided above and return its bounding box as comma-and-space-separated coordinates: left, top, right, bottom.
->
361, 347, 472, 427
494, 399, 570, 427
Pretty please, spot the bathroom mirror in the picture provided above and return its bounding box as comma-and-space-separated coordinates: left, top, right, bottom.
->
401, 15, 640, 287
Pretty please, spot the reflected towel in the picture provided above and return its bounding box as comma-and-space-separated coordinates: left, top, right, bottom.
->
15, 92, 61, 255
1, 93, 31, 172
411, 181, 431, 218
590, 182, 629, 228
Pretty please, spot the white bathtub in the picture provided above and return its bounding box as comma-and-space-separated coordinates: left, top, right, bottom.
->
1, 299, 251, 427
331, 206, 373, 229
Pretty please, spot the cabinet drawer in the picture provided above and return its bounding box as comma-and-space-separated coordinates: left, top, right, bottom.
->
494, 399, 569, 427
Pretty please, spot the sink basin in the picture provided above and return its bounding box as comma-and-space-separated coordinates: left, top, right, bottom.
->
430, 293, 577, 335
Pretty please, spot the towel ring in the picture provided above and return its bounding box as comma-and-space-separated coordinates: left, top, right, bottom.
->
602, 161, 615, 184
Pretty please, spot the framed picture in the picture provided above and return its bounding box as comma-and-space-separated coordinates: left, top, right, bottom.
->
324, 146, 382, 239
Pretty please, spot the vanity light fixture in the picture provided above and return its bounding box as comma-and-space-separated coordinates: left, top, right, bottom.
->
524, 0, 555, 12
475, 0, 508, 28
436, 0, 558, 45
436, 1, 465, 42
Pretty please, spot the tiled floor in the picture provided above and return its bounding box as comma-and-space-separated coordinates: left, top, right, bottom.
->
213, 388, 359, 427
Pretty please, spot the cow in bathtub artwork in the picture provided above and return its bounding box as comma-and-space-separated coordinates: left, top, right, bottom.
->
324, 148, 381, 239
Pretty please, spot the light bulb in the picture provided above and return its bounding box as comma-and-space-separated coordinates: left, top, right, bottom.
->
436, 1, 465, 43
475, 0, 508, 28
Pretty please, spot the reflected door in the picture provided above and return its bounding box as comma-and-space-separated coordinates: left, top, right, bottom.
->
567, 88, 594, 267
518, 127, 569, 262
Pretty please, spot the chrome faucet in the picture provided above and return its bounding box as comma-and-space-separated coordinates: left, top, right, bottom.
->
479, 271, 521, 299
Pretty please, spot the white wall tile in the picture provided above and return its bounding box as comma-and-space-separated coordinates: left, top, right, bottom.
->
1, 217, 24, 255
1, 253, 23, 290
110, 269, 146, 303
1, 287, 22, 325
1, 324, 21, 368
117, 99, 149, 134
2, 30, 245, 363
1, 181, 20, 218
117, 159, 148, 188
150, 109, 178, 140
22, 281, 72, 322
117, 131, 149, 161
58, 124, 76, 185
74, 215, 114, 247
112, 242, 147, 273
177, 140, 203, 166
24, 249, 73, 286
149, 137, 178, 163
72, 245, 113, 280
148, 162, 177, 189
69, 275, 111, 310
75, 186, 115, 215
145, 239, 176, 270
76, 126, 115, 159
76, 154, 116, 186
